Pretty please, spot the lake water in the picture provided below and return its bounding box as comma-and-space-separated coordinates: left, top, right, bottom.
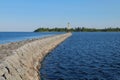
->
0, 32, 61, 44
40, 32, 120, 80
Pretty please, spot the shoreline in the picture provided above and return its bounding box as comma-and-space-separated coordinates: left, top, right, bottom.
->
0, 33, 72, 80
0, 34, 60, 61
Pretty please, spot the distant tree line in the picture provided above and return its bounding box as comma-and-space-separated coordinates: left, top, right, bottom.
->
34, 27, 120, 32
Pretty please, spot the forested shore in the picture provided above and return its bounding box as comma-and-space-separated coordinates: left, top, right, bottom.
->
34, 27, 120, 32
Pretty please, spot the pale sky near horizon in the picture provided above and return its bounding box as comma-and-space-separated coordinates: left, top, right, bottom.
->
0, 0, 120, 31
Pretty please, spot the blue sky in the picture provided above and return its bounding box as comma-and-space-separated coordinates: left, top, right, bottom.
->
0, 0, 120, 31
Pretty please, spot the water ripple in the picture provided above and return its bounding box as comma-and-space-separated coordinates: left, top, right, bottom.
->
40, 32, 120, 80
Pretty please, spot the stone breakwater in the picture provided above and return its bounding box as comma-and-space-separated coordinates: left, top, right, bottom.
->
0, 33, 72, 80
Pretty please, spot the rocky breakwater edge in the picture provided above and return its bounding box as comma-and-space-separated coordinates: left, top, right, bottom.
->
0, 33, 72, 80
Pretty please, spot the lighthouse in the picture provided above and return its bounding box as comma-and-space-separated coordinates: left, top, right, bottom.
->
67, 22, 71, 32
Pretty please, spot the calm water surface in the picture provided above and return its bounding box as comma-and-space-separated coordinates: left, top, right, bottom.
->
0, 32, 62, 44
40, 32, 120, 80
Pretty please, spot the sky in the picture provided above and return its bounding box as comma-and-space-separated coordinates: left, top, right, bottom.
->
0, 0, 120, 31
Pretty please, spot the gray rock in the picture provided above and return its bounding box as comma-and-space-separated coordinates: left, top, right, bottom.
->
0, 33, 72, 80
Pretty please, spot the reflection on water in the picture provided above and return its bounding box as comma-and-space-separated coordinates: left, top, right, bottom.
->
40, 32, 120, 80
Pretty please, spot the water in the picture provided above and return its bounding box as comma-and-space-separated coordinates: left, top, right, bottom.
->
0, 32, 62, 44
40, 32, 120, 80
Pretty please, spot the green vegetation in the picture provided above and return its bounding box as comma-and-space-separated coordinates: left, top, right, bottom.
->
34, 27, 120, 32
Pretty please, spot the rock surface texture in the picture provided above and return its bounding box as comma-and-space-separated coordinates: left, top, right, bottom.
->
0, 33, 72, 80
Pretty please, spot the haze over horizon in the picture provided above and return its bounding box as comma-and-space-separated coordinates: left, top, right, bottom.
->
0, 0, 120, 31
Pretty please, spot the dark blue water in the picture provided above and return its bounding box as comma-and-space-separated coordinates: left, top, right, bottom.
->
0, 32, 62, 44
40, 32, 120, 80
